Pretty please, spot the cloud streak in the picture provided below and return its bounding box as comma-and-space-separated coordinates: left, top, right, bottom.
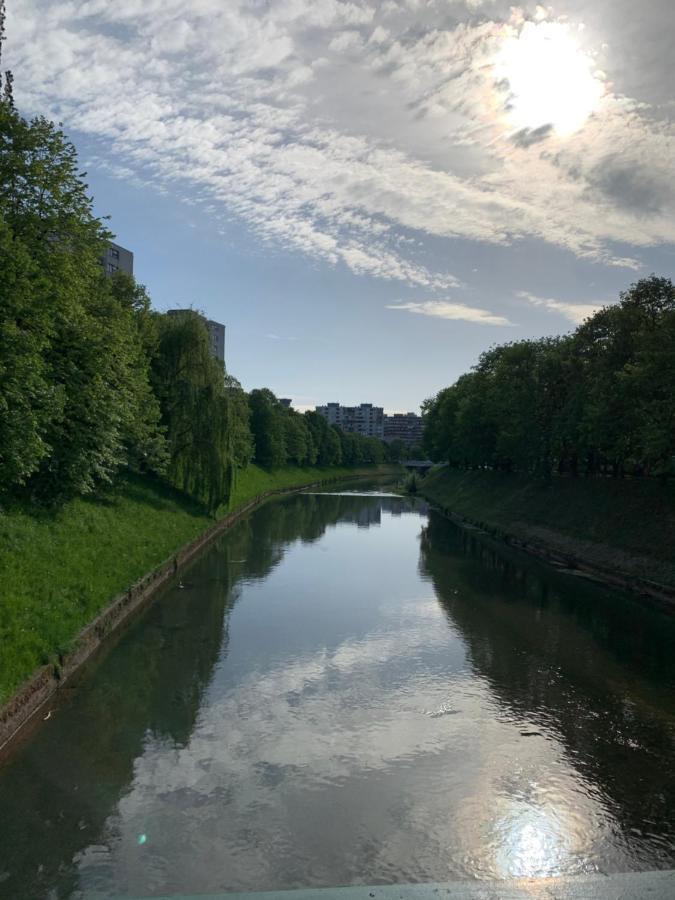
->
388, 300, 512, 326
516, 291, 603, 324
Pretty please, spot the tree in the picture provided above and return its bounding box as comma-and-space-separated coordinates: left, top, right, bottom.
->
323, 426, 343, 466
422, 276, 675, 480
151, 311, 244, 510
0, 219, 54, 491
386, 439, 406, 463
0, 101, 165, 501
249, 389, 286, 468
574, 276, 675, 475
225, 375, 254, 470
363, 436, 384, 464
618, 309, 675, 475
284, 411, 310, 465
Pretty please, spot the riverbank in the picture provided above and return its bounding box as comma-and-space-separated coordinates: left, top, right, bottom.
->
419, 468, 675, 601
0, 464, 399, 715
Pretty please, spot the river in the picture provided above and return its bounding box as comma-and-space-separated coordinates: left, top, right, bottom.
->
1, 489, 674, 899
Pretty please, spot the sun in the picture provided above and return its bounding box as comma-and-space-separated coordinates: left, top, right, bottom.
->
494, 21, 605, 137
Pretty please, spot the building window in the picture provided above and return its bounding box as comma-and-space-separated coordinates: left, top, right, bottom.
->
108, 263, 117, 273
110, 247, 120, 259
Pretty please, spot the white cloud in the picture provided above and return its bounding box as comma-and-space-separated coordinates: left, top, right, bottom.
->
388, 300, 512, 326
516, 291, 603, 324
8, 0, 675, 294
368, 25, 389, 44
328, 30, 364, 52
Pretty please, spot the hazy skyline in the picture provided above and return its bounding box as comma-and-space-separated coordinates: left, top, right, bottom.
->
9, 0, 675, 411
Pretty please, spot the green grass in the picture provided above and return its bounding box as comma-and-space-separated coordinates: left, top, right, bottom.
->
0, 464, 398, 706
0, 474, 212, 706
420, 468, 675, 588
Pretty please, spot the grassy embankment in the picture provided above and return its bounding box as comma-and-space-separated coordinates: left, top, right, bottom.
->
0, 463, 398, 706
420, 468, 675, 591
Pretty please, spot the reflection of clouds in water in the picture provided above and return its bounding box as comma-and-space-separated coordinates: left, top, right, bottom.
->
84, 596, 620, 893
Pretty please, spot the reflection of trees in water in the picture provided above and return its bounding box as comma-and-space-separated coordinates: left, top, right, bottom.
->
419, 511, 675, 855
230, 493, 411, 582
0, 492, 408, 899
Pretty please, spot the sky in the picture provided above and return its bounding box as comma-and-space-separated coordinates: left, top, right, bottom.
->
8, 0, 675, 413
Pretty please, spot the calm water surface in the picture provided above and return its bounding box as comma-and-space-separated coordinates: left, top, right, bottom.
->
1, 490, 674, 898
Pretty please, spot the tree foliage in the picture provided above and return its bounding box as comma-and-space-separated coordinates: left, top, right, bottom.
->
150, 311, 252, 511
0, 101, 165, 500
0, 77, 391, 511
248, 395, 391, 470
423, 277, 675, 478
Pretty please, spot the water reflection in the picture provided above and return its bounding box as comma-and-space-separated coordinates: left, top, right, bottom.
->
0, 492, 673, 899
419, 511, 675, 878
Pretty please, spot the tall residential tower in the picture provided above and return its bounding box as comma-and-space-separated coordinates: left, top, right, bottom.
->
315, 403, 385, 439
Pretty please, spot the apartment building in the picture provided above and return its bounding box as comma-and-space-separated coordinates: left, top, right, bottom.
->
102, 242, 134, 277
315, 403, 385, 439
383, 412, 424, 445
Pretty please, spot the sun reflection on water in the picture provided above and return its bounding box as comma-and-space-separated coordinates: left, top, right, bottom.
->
494, 805, 573, 878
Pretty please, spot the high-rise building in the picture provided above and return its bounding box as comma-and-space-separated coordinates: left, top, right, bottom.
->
383, 412, 424, 445
279, 398, 293, 408
167, 309, 226, 366
315, 403, 384, 439
102, 242, 133, 277
205, 318, 226, 364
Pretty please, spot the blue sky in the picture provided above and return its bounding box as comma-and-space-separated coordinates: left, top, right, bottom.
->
9, 0, 675, 412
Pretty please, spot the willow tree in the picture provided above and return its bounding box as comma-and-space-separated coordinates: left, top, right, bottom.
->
152, 312, 251, 511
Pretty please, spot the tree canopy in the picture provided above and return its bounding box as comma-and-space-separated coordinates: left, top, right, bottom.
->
0, 100, 166, 500
423, 277, 675, 478
0, 86, 391, 510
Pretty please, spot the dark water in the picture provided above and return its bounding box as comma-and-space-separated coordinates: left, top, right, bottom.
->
1, 490, 674, 899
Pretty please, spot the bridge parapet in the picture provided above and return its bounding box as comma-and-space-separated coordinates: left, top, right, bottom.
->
118, 869, 675, 900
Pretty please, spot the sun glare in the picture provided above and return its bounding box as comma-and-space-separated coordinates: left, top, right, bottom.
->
494, 806, 571, 879
494, 21, 604, 137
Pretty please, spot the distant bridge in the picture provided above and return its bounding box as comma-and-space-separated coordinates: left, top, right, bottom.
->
402, 459, 435, 475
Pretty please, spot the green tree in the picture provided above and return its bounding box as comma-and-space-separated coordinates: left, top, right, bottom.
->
225, 375, 254, 470
0, 102, 165, 500
422, 276, 675, 480
284, 410, 310, 465
0, 220, 53, 491
323, 426, 343, 466
385, 438, 406, 463
151, 312, 243, 510
249, 389, 287, 468
574, 276, 675, 475
618, 308, 675, 475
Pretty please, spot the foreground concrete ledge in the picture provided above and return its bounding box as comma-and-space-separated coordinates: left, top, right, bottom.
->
99, 870, 675, 900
